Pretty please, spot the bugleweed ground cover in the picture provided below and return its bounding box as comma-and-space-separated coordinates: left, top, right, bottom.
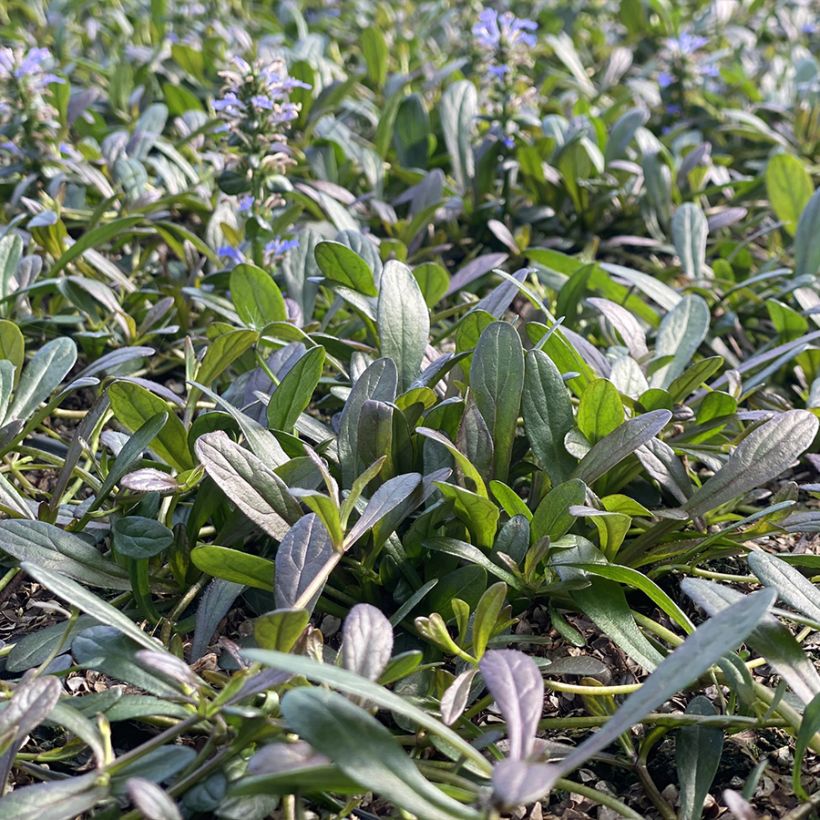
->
0, 0, 819, 817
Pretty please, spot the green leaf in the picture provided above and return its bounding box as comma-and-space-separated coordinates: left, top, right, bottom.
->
472, 582, 506, 658
196, 329, 258, 387
112, 516, 173, 559
339, 358, 398, 487
314, 241, 377, 296
254, 608, 310, 652
571, 578, 664, 670
765, 153, 813, 236
573, 410, 671, 485
8, 337, 77, 422
21, 562, 164, 652
281, 688, 481, 820
793, 692, 820, 801
0, 772, 108, 820
393, 94, 430, 167
377, 260, 430, 393
267, 345, 325, 432
413, 262, 449, 307
522, 349, 576, 485
361, 26, 388, 86
49, 216, 143, 275
676, 696, 724, 820
531, 478, 587, 542
418, 427, 487, 497
109, 381, 193, 471
229, 264, 287, 328
0, 233, 23, 303
191, 545, 275, 590
671, 203, 708, 279
795, 188, 820, 277
243, 649, 492, 775
439, 80, 477, 192
424, 537, 522, 590
0, 319, 24, 384
435, 481, 499, 548
564, 563, 693, 633
684, 410, 819, 518
577, 378, 624, 443
470, 322, 524, 483
426, 564, 488, 616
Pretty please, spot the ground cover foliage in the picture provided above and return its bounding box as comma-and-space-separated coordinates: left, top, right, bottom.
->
0, 0, 819, 816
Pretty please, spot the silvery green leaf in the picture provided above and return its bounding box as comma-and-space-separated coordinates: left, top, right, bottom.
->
127, 778, 183, 820
587, 297, 649, 360
377, 260, 429, 392
672, 203, 708, 279
0, 771, 108, 820
479, 650, 544, 760
491, 758, 555, 809
683, 410, 819, 518
7, 337, 77, 422
676, 696, 724, 820
747, 551, 820, 624
120, 468, 180, 494
651, 295, 710, 388
573, 410, 672, 485
439, 80, 477, 192
682, 578, 820, 706
21, 562, 163, 652
341, 603, 393, 680
0, 520, 131, 589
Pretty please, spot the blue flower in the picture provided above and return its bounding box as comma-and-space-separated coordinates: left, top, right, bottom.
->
658, 70, 674, 88
666, 32, 709, 55
474, 9, 537, 51
213, 91, 244, 113
264, 237, 299, 256
238, 195, 254, 213
217, 245, 245, 266
488, 64, 510, 79
251, 94, 273, 110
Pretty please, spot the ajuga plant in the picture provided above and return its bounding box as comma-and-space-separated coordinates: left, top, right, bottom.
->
0, 0, 819, 818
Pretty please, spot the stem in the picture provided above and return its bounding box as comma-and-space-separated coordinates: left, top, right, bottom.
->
553, 777, 643, 819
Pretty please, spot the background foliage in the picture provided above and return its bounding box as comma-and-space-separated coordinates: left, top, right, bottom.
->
0, 0, 819, 817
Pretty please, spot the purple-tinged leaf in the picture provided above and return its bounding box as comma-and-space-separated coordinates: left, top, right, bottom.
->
446, 253, 508, 296
479, 649, 544, 760
120, 468, 180, 494
440, 668, 478, 726
341, 603, 393, 680
126, 778, 182, 820
275, 514, 334, 613
491, 758, 555, 808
